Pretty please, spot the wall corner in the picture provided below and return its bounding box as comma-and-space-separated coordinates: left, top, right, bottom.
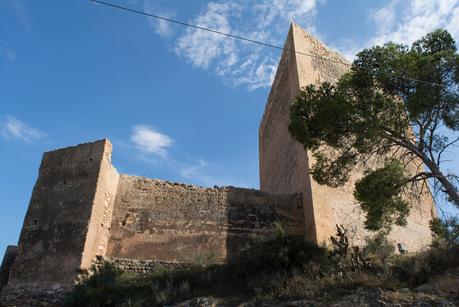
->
81, 139, 120, 268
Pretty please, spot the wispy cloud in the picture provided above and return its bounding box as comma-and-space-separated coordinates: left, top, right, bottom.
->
0, 41, 16, 61
130, 125, 172, 158
179, 158, 215, 186
369, 0, 459, 46
143, 1, 177, 38
0, 115, 46, 142
128, 124, 246, 186
336, 0, 459, 60
144, 0, 321, 90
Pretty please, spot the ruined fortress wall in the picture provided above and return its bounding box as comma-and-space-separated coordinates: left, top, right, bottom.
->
0, 246, 17, 292
7, 140, 109, 286
2, 140, 119, 304
259, 25, 317, 241
80, 141, 119, 269
106, 175, 304, 262
259, 23, 435, 251
1, 139, 305, 305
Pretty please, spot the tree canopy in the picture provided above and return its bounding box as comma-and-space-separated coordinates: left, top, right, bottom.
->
289, 29, 459, 232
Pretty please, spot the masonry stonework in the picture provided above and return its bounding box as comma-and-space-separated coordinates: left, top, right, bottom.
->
0, 23, 435, 305
0, 139, 304, 305
259, 23, 435, 248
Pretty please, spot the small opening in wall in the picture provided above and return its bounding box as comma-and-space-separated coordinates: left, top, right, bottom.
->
33, 219, 38, 225
89, 158, 93, 162
63, 180, 67, 185
121, 214, 129, 227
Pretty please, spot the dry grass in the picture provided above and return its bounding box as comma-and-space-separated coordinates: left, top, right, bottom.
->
64, 233, 459, 307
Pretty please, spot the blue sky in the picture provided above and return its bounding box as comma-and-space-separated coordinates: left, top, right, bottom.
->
1, 0, 459, 255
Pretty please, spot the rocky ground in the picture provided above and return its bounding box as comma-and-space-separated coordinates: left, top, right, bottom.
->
174, 268, 459, 307
175, 289, 457, 307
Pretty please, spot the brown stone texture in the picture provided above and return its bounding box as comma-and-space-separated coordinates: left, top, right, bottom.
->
0, 246, 17, 292
259, 23, 435, 250
106, 175, 304, 262
2, 139, 119, 302
1, 139, 304, 305
0, 22, 437, 306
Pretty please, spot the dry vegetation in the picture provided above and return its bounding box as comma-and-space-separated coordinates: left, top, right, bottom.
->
64, 222, 459, 307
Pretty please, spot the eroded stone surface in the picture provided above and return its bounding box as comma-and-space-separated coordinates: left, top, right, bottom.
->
1, 139, 119, 306
107, 176, 304, 262
259, 23, 435, 250
0, 23, 436, 306
0, 246, 17, 292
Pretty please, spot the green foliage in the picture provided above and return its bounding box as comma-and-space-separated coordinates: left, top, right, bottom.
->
64, 232, 459, 305
65, 263, 229, 307
289, 28, 459, 231
64, 234, 333, 307
354, 161, 410, 231
231, 233, 330, 279
430, 217, 459, 247
393, 244, 459, 286
363, 232, 395, 264
65, 263, 130, 306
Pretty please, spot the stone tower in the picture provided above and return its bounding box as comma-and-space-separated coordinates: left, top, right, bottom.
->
1, 140, 119, 302
0, 23, 437, 306
259, 23, 436, 247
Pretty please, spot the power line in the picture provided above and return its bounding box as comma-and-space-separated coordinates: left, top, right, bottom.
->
89, 0, 349, 66
90, 0, 446, 88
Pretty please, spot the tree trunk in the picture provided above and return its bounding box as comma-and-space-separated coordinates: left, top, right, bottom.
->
421, 154, 459, 207
435, 174, 459, 207
397, 139, 459, 207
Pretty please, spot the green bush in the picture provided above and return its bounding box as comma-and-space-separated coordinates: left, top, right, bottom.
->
430, 217, 459, 248
65, 263, 130, 306
64, 233, 335, 306
64, 229, 459, 306
393, 244, 459, 286
230, 233, 331, 279
363, 232, 395, 264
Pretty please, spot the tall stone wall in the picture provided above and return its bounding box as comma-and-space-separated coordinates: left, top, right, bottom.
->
0, 23, 438, 306
106, 175, 304, 262
0, 246, 17, 293
1, 139, 119, 303
1, 140, 304, 305
259, 23, 436, 250
259, 24, 317, 241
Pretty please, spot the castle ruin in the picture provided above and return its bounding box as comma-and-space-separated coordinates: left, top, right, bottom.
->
0, 24, 436, 305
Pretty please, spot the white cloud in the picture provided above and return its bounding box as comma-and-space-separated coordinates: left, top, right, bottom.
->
127, 125, 242, 186
334, 0, 459, 61
0, 41, 16, 61
174, 2, 240, 70
179, 159, 214, 185
130, 125, 172, 158
370, 0, 400, 34
145, 0, 320, 90
143, 1, 177, 38
128, 125, 250, 187
0, 115, 46, 142
369, 0, 459, 46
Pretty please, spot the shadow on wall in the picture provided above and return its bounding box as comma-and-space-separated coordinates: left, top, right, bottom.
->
224, 187, 305, 262
104, 176, 305, 264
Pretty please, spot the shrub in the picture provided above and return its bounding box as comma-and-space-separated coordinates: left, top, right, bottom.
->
393, 244, 459, 286
229, 232, 331, 279
64, 234, 335, 306
363, 232, 395, 264
64, 263, 128, 306
64, 228, 459, 306
430, 217, 459, 248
